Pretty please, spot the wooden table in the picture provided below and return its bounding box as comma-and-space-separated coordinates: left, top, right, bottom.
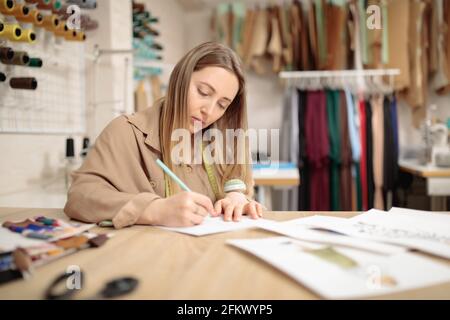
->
399, 159, 450, 211
0, 207, 449, 300
253, 164, 300, 210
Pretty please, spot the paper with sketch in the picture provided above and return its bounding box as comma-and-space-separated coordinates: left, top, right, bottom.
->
256, 219, 405, 255
228, 236, 450, 299
157, 216, 271, 236
283, 212, 450, 259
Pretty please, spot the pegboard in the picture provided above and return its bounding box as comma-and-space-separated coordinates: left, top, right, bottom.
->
0, 22, 86, 135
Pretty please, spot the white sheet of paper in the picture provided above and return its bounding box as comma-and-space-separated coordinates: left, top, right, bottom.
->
227, 236, 450, 299
282, 212, 450, 259
256, 219, 406, 255
157, 216, 271, 236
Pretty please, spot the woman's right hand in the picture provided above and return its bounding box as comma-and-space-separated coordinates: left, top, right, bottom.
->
141, 191, 216, 227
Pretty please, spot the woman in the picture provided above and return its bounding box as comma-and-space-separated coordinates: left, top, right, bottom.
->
64, 42, 264, 229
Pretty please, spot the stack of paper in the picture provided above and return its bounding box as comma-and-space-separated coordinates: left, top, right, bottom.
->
228, 236, 450, 299
228, 207, 450, 298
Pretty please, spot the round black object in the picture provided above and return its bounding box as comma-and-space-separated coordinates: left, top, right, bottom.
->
100, 277, 139, 298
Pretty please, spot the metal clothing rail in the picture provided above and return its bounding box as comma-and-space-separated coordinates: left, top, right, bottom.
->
279, 69, 401, 92
279, 69, 401, 79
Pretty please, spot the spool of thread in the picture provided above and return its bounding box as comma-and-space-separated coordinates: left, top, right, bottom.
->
81, 18, 97, 31
41, 14, 59, 31
132, 2, 145, 13
0, 23, 22, 41
65, 30, 85, 41
53, 21, 67, 37
0, 46, 14, 61
80, 137, 90, 157
13, 29, 36, 43
2, 51, 29, 66
33, 0, 53, 11
28, 57, 42, 67
66, 0, 96, 9
133, 11, 149, 20
51, 0, 62, 13
0, 0, 14, 14
66, 137, 75, 158
0, 72, 6, 82
9, 77, 38, 90
15, 8, 43, 25
7, 3, 29, 17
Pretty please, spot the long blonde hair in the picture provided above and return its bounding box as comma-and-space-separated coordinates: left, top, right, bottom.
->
159, 41, 253, 199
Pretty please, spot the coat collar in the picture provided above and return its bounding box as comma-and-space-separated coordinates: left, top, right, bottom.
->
125, 100, 162, 153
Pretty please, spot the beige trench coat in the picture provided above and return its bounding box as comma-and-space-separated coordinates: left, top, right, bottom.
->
64, 101, 253, 229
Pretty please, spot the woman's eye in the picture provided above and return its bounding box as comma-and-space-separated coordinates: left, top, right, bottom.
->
218, 103, 226, 110
198, 88, 208, 96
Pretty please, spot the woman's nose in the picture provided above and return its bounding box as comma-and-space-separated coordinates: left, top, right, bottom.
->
201, 101, 215, 116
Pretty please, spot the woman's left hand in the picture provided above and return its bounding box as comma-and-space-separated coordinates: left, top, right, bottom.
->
213, 192, 264, 222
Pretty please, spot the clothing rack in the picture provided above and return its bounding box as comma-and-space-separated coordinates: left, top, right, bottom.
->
279, 69, 401, 93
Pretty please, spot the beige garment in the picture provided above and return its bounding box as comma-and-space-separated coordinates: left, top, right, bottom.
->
437, 0, 450, 94
241, 8, 256, 62
365, 0, 383, 69
386, 0, 410, 90
267, 7, 283, 72
308, 1, 318, 69
429, 0, 439, 74
433, 0, 450, 91
402, 0, 427, 127
64, 101, 252, 229
245, 8, 268, 64
371, 96, 384, 210
134, 81, 148, 113
150, 75, 162, 102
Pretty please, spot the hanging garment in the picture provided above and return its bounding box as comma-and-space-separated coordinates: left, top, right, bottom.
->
279, 3, 293, 70
326, 90, 341, 211
267, 5, 283, 72
325, 2, 349, 70
358, 0, 369, 65
314, 0, 328, 69
383, 95, 399, 210
245, 8, 269, 74
279, 87, 299, 211
339, 91, 353, 211
437, 0, 450, 94
348, 0, 363, 70
365, 0, 383, 68
433, 0, 450, 92
371, 95, 385, 210
386, 0, 410, 90
307, 0, 319, 70
134, 81, 148, 112
365, 99, 375, 209
297, 90, 310, 210
231, 2, 246, 55
241, 8, 257, 63
358, 98, 368, 210
305, 90, 330, 211
345, 90, 362, 211
429, 0, 439, 74
299, 2, 312, 70
402, 0, 428, 128
290, 2, 302, 70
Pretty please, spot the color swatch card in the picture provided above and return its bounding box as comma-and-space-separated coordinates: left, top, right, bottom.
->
157, 216, 272, 236
227, 237, 450, 299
